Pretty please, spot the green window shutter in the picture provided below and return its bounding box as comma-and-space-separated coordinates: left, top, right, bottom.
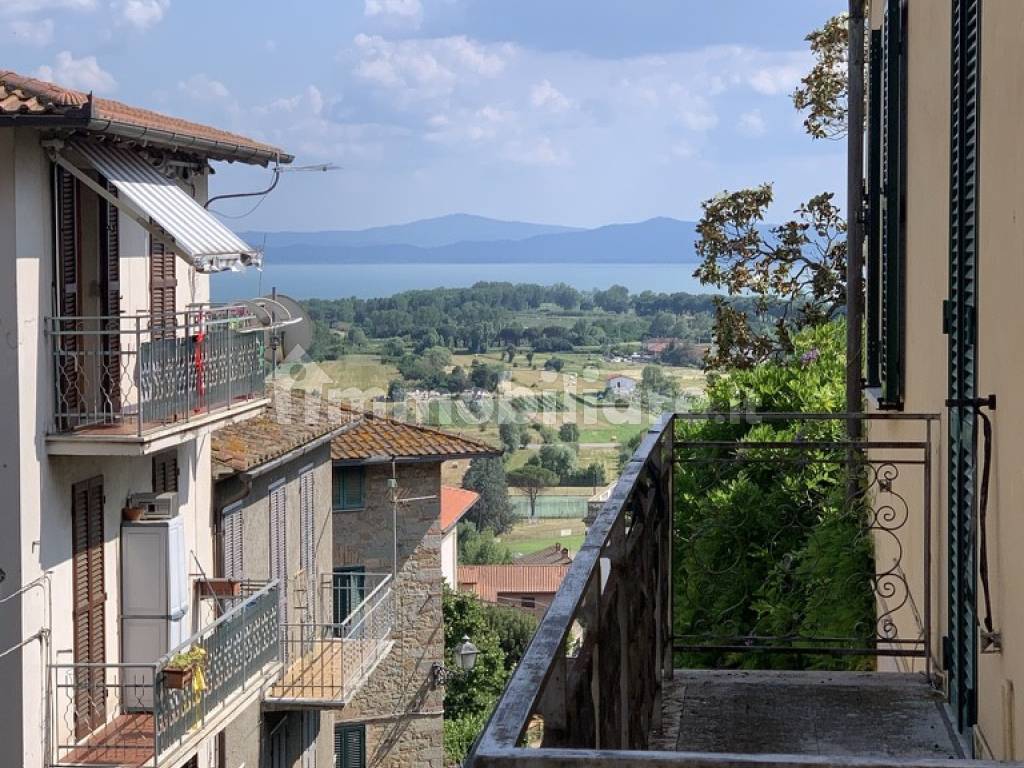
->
865, 27, 883, 389
947, 0, 981, 735
879, 0, 907, 408
334, 467, 366, 511
335, 723, 366, 768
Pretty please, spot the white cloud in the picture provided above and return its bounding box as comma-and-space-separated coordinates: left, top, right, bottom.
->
0, 0, 93, 15
505, 137, 569, 167
111, 0, 168, 29
352, 34, 508, 99
10, 17, 54, 45
35, 51, 116, 92
177, 73, 230, 101
748, 64, 803, 95
257, 85, 324, 117
530, 79, 571, 113
364, 0, 421, 19
737, 109, 767, 137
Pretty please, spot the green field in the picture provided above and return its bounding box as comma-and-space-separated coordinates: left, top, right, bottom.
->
498, 518, 588, 557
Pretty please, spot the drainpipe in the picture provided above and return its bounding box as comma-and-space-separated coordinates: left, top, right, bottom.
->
847, 0, 866, 436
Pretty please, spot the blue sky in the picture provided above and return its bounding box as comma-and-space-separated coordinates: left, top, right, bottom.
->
3, 0, 846, 231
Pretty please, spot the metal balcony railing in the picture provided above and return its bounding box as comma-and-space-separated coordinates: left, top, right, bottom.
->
467, 413, 994, 767
267, 573, 394, 704
46, 304, 266, 438
50, 582, 280, 768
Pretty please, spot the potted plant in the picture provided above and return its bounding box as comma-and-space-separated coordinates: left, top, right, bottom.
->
122, 505, 145, 522
163, 646, 207, 690
197, 578, 242, 598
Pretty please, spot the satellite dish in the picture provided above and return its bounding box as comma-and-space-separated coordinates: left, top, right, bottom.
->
261, 293, 313, 364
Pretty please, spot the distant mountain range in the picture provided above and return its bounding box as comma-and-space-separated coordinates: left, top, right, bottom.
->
239, 214, 699, 265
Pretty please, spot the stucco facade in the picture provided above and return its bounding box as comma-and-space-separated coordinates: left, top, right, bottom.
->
865, 0, 1024, 759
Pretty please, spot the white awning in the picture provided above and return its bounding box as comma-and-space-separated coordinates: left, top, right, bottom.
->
70, 140, 261, 273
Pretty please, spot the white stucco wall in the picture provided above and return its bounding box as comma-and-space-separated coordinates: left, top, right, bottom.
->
0, 129, 221, 768
441, 527, 457, 588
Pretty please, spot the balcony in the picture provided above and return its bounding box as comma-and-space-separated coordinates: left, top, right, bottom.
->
469, 413, 997, 767
46, 305, 268, 455
264, 573, 394, 707
49, 582, 280, 768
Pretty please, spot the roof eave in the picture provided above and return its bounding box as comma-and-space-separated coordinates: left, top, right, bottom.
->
333, 449, 501, 467
85, 117, 294, 166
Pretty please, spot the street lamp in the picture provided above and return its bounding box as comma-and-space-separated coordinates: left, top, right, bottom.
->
431, 635, 479, 688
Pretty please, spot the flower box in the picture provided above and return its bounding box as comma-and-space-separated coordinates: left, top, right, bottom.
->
197, 578, 241, 598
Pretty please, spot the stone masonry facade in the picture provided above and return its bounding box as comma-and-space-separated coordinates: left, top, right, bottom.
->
332, 461, 446, 768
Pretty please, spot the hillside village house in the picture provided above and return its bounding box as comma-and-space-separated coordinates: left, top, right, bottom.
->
439, 485, 480, 588
457, 564, 570, 621
0, 70, 294, 768
605, 374, 637, 397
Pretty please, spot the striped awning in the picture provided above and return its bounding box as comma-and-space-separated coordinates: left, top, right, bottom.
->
71, 140, 261, 273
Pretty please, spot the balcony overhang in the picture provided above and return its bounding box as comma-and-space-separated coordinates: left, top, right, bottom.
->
46, 396, 269, 456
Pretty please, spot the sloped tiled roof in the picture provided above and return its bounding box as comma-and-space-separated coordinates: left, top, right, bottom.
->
0, 69, 290, 164
212, 391, 359, 478
514, 543, 573, 566
458, 564, 570, 604
440, 486, 479, 533
331, 412, 500, 463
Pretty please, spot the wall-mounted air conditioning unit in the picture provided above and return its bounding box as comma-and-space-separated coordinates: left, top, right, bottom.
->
128, 491, 179, 520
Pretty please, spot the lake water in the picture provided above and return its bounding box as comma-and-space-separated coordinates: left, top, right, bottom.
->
212, 261, 707, 301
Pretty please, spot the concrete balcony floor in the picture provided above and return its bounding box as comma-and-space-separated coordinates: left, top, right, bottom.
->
652, 670, 964, 760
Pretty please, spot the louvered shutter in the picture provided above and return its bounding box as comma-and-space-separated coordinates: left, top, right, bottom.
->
152, 449, 179, 493
98, 176, 122, 413
299, 466, 316, 621
55, 165, 81, 423
865, 28, 883, 388
946, 0, 981, 734
221, 502, 244, 581
334, 724, 365, 768
72, 476, 106, 738
149, 238, 177, 340
879, 0, 906, 407
269, 481, 289, 639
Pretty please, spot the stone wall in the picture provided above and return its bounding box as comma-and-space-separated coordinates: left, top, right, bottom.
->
332, 461, 445, 768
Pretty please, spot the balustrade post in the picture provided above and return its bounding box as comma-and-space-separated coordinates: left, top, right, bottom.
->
226, 322, 233, 411
610, 514, 630, 749
581, 570, 602, 748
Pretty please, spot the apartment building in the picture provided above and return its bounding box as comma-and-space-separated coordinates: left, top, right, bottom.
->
0, 70, 292, 768
863, 0, 1024, 759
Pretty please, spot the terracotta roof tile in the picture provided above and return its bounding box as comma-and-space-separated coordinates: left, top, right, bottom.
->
212, 391, 360, 477
457, 564, 570, 604
440, 486, 479, 532
514, 543, 573, 566
0, 69, 290, 164
330, 412, 500, 463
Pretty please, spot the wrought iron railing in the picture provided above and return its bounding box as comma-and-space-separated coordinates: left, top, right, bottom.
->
46, 304, 266, 437
468, 412, 944, 767
267, 573, 394, 704
50, 581, 279, 767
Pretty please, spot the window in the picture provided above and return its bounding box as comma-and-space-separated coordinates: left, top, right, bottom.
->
334, 723, 366, 768
520, 595, 536, 609
153, 448, 179, 493
221, 502, 244, 581
332, 466, 365, 511
333, 566, 366, 635
302, 711, 320, 768
865, 0, 907, 408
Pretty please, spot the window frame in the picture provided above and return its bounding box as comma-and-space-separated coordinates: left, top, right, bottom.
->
334, 722, 366, 768
332, 465, 366, 512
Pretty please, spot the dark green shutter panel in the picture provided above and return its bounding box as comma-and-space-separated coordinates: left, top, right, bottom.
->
879, 0, 906, 407
335, 724, 366, 768
865, 28, 883, 388
947, 0, 981, 735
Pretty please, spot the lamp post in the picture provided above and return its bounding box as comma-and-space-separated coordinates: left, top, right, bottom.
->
431, 635, 478, 688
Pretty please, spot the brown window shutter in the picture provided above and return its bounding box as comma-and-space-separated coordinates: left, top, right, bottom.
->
56, 166, 81, 422
72, 476, 106, 737
149, 239, 177, 339
98, 176, 121, 411
152, 449, 179, 493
